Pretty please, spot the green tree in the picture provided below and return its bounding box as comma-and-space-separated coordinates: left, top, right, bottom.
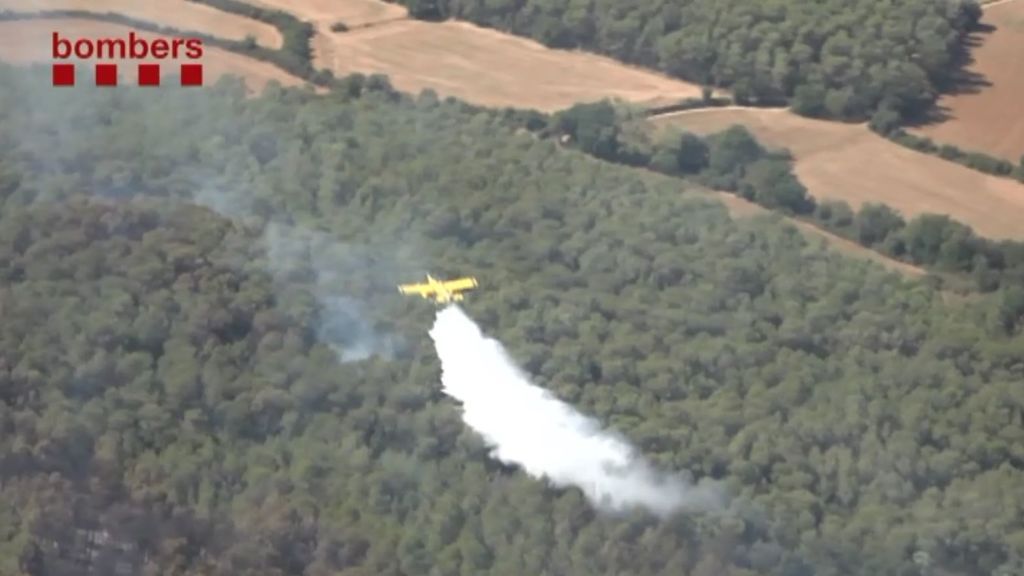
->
551, 100, 622, 160
855, 203, 905, 247
677, 132, 711, 174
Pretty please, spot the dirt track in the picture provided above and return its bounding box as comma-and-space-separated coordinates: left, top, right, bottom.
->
913, 0, 1024, 160
0, 19, 304, 92
0, 0, 283, 48
656, 108, 1024, 240
650, 105, 788, 118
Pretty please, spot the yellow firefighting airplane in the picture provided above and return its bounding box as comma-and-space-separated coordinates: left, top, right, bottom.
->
398, 274, 478, 304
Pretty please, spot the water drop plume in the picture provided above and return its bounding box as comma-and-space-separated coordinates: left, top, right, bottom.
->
429, 305, 724, 516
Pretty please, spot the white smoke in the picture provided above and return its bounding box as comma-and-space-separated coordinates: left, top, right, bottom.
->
191, 182, 402, 362
263, 223, 399, 362
430, 305, 725, 517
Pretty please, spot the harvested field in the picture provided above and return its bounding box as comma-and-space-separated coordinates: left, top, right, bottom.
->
913, 0, 1024, 160
314, 19, 703, 111
0, 19, 305, 93
654, 108, 1024, 240
0, 0, 283, 48
243, 0, 408, 28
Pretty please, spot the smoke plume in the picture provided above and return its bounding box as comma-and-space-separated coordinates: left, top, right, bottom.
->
430, 305, 724, 517
192, 185, 400, 362
262, 222, 400, 362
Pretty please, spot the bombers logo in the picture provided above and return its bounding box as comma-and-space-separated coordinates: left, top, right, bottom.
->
51, 31, 205, 87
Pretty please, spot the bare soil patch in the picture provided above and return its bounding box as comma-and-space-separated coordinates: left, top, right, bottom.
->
314, 19, 702, 111
912, 0, 1024, 160
0, 18, 305, 93
655, 108, 1024, 240
242, 0, 408, 28
0, 0, 283, 49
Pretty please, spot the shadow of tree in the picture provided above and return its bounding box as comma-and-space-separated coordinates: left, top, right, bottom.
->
909, 22, 996, 126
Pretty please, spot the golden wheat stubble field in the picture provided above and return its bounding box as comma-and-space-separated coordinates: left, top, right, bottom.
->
0, 19, 305, 92
235, 0, 702, 110
913, 0, 1024, 160
0, 0, 284, 49
654, 108, 1024, 240
242, 0, 408, 28
314, 19, 703, 112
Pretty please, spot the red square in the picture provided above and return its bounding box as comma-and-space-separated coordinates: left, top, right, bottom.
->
180, 63, 203, 86
95, 63, 117, 86
138, 63, 160, 86
52, 63, 74, 86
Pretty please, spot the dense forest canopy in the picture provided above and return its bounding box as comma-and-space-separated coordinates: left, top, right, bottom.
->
395, 0, 982, 122
1, 65, 1023, 576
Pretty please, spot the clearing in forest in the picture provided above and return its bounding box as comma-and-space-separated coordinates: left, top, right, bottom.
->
241, 0, 408, 28
0, 19, 305, 92
654, 108, 1024, 240
912, 0, 1024, 160
0, 0, 284, 49
314, 19, 703, 112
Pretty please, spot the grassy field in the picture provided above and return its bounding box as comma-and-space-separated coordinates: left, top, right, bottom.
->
0, 0, 283, 48
0, 18, 305, 91
314, 19, 703, 112
654, 108, 1024, 240
912, 0, 1024, 161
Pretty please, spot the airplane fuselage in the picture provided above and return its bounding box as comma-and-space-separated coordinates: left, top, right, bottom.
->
398, 274, 477, 304
425, 275, 463, 303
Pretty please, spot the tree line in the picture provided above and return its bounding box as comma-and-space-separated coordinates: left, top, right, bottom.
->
537, 99, 1024, 296
869, 118, 1024, 184
186, 0, 317, 80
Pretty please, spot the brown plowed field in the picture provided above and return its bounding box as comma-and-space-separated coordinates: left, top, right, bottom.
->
242, 0, 408, 28
913, 0, 1024, 160
314, 19, 702, 111
0, 19, 305, 92
0, 0, 283, 48
654, 108, 1024, 240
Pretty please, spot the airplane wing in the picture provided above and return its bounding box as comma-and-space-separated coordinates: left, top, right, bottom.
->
442, 277, 478, 291
398, 282, 437, 296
